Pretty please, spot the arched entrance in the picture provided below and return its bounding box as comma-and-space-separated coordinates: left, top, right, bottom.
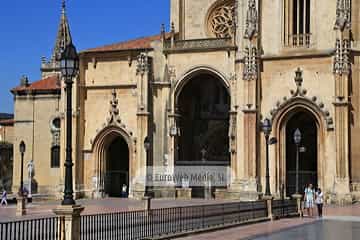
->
104, 137, 129, 197
92, 126, 133, 198
175, 72, 230, 198
285, 110, 318, 196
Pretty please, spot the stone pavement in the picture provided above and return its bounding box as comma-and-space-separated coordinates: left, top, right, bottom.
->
0, 198, 235, 222
176, 203, 360, 240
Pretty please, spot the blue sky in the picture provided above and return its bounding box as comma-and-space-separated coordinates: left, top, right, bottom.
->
0, 0, 170, 113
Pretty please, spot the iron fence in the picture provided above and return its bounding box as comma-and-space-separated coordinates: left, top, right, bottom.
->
0, 217, 62, 240
272, 199, 298, 218
80, 201, 268, 240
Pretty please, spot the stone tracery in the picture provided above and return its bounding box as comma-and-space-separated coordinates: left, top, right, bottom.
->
207, 0, 235, 38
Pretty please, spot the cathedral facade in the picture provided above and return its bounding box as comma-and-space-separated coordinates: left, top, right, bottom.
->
11, 0, 360, 203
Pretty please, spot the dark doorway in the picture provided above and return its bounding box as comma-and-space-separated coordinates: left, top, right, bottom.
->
176, 73, 230, 198
105, 137, 129, 197
286, 110, 318, 196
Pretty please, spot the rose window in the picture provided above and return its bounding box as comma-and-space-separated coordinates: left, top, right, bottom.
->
207, 0, 235, 38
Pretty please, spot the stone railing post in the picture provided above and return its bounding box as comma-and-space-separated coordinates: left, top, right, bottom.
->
142, 196, 151, 211
263, 195, 274, 220
53, 205, 84, 240
16, 196, 26, 216
292, 194, 303, 217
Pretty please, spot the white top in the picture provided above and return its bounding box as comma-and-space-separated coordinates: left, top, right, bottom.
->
305, 188, 314, 201
315, 191, 324, 204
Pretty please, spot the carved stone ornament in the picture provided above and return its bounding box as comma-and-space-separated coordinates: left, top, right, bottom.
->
243, 46, 258, 80
333, 39, 351, 76
91, 90, 134, 146
244, 0, 258, 40
107, 89, 122, 125
136, 53, 149, 76
207, 0, 235, 38
269, 68, 334, 130
334, 0, 351, 31
50, 117, 61, 147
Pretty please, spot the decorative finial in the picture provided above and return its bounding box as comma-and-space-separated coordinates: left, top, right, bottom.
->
62, 0, 66, 13
20, 75, 29, 87
161, 24, 165, 35
171, 22, 175, 33
294, 68, 303, 87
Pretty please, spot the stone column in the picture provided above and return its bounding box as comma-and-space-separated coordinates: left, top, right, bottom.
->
332, 35, 351, 203
133, 52, 150, 199
263, 195, 274, 220
332, 3, 352, 203
53, 205, 84, 240
16, 196, 26, 216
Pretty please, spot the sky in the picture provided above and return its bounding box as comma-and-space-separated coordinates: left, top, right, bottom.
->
0, 0, 170, 114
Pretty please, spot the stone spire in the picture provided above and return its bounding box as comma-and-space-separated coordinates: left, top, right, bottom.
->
51, 0, 72, 62
41, 0, 73, 78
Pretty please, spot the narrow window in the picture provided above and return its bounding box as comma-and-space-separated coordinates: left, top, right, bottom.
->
284, 0, 311, 48
51, 146, 60, 168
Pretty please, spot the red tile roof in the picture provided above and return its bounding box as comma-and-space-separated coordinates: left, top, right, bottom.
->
0, 119, 15, 125
11, 75, 60, 94
83, 33, 168, 53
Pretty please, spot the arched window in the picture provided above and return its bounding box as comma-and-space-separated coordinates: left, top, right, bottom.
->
51, 145, 60, 168
284, 0, 311, 48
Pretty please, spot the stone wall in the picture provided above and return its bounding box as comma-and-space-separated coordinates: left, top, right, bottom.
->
12, 94, 62, 196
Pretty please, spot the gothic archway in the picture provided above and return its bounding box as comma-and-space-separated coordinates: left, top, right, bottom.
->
267, 68, 332, 196
272, 102, 326, 198
285, 110, 318, 196
91, 126, 134, 198
175, 72, 230, 198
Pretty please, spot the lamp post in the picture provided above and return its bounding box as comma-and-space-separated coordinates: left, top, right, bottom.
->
262, 118, 272, 197
19, 141, 25, 196
16, 141, 26, 216
144, 136, 151, 196
60, 41, 79, 206
293, 129, 302, 195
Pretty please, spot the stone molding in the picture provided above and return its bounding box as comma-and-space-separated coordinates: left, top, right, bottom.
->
163, 38, 236, 53
268, 68, 334, 131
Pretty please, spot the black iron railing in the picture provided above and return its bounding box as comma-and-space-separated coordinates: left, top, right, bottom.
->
0, 217, 62, 240
272, 199, 298, 218
80, 201, 268, 240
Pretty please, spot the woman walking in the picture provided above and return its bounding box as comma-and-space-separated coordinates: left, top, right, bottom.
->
1, 190, 8, 206
315, 188, 324, 217
304, 183, 315, 217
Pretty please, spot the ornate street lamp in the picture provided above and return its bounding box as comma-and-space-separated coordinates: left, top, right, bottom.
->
294, 128, 302, 194
19, 141, 26, 197
17, 141, 26, 216
144, 136, 151, 197
60, 41, 79, 206
262, 118, 272, 197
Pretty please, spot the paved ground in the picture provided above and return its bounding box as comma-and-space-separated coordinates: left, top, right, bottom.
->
176, 204, 360, 240
0, 198, 235, 221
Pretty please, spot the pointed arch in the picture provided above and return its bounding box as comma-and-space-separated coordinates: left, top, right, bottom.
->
91, 125, 135, 198
271, 101, 327, 195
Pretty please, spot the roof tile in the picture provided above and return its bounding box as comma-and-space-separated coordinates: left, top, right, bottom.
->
0, 119, 15, 125
83, 33, 168, 53
12, 75, 60, 93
